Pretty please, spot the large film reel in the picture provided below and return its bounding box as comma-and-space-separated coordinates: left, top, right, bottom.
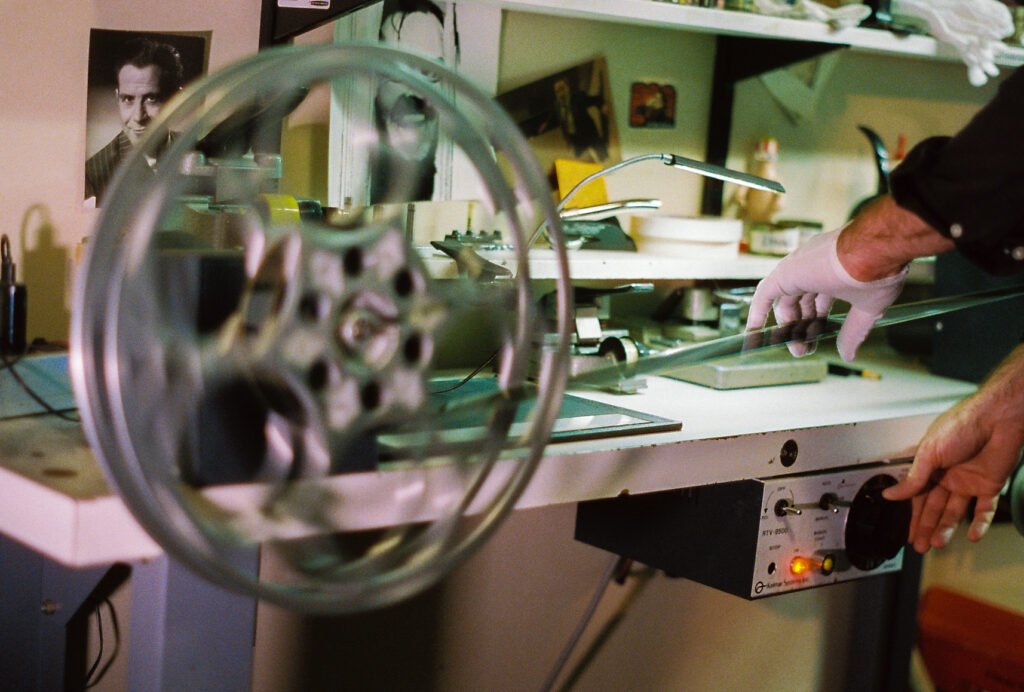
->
71, 44, 572, 612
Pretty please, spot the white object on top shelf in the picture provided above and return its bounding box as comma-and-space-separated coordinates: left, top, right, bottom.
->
634, 216, 743, 259
419, 247, 781, 280
465, 0, 1024, 67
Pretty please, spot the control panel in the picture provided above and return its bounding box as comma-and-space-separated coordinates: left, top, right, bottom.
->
575, 461, 911, 599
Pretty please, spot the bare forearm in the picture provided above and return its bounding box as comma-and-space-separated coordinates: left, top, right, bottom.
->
837, 195, 955, 281
970, 343, 1024, 429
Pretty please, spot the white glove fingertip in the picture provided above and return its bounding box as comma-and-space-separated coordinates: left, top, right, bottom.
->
836, 331, 863, 362
746, 299, 771, 332
836, 312, 876, 362
745, 280, 776, 331
788, 342, 810, 358
835, 321, 868, 360
968, 64, 987, 87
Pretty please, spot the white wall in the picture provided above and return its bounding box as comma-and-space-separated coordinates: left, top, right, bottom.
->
0, 0, 262, 343
498, 11, 717, 217
729, 50, 1003, 231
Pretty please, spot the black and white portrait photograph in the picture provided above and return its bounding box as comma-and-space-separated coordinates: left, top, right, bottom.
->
84, 28, 209, 206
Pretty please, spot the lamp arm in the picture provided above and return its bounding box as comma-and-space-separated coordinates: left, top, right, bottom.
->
527, 154, 663, 250
526, 152, 785, 252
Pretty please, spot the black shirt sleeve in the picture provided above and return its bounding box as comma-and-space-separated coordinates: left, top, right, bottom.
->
889, 66, 1024, 274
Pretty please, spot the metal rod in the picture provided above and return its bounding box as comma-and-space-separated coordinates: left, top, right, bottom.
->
558, 199, 662, 221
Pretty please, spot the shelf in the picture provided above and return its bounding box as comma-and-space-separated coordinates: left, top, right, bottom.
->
420, 247, 780, 281
419, 247, 940, 283
468, 0, 1024, 67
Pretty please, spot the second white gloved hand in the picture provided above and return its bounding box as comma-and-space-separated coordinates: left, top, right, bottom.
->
896, 0, 1014, 86
745, 228, 909, 362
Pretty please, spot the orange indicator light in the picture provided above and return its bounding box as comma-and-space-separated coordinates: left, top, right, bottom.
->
790, 555, 836, 576
790, 557, 815, 576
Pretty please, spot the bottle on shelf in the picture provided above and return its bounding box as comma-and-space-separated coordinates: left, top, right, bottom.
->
734, 136, 784, 252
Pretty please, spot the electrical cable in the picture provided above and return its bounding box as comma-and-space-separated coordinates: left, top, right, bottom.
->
83, 598, 105, 687
84, 598, 120, 689
428, 347, 499, 394
555, 565, 658, 692
0, 348, 79, 422
538, 555, 630, 692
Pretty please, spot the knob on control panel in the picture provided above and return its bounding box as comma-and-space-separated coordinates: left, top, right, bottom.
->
819, 492, 851, 513
845, 474, 912, 571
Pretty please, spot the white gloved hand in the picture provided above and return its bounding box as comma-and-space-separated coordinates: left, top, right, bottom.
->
745, 228, 909, 361
896, 0, 1014, 86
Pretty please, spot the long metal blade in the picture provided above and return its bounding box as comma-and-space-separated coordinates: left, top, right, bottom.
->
568, 284, 1024, 389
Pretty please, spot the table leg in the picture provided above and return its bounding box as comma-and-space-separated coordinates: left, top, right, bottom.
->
127, 552, 259, 692
0, 534, 116, 690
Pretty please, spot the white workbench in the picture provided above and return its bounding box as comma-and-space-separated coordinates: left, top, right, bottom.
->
0, 351, 975, 568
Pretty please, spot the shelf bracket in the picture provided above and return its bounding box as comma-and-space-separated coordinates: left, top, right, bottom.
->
701, 35, 847, 216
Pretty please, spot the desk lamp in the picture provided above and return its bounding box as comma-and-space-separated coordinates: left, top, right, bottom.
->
530, 152, 786, 249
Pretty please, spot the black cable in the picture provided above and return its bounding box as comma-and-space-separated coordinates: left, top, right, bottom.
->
0, 348, 79, 422
538, 555, 630, 692
85, 598, 120, 689
555, 565, 657, 692
428, 347, 499, 394
83, 598, 105, 687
